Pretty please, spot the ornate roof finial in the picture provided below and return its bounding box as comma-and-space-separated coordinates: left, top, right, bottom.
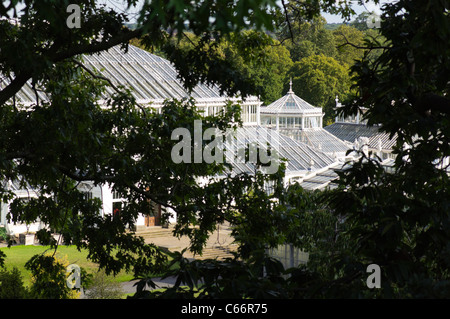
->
288, 77, 293, 94
335, 95, 342, 108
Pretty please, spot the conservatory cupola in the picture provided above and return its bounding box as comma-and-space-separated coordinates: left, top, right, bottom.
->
260, 80, 350, 157
260, 79, 324, 131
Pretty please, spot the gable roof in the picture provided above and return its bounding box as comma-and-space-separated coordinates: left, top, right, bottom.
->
1, 45, 259, 107
222, 125, 336, 176
295, 128, 352, 154
298, 165, 340, 190
324, 122, 397, 151
83, 45, 227, 103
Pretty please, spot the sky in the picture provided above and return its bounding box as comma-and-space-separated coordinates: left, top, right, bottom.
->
323, 1, 384, 23
97, 0, 385, 24
5, 0, 384, 25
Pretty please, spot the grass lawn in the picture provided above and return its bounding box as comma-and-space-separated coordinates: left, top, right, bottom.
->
0, 244, 170, 288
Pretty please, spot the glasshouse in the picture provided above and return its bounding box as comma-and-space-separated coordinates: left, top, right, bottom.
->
0, 45, 344, 235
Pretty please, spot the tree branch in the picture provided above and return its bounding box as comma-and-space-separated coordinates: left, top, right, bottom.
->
56, 163, 181, 214
49, 29, 142, 63
71, 58, 148, 116
0, 28, 143, 107
281, 0, 294, 43
336, 31, 388, 51
0, 73, 31, 106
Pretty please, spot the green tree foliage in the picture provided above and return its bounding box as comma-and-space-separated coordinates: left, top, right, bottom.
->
26, 254, 79, 299
361, 27, 388, 63
0, 0, 287, 293
232, 36, 294, 105
0, 250, 4, 269
138, 30, 294, 106
288, 54, 352, 123
273, 10, 361, 118
0, 0, 280, 106
0, 266, 29, 299
280, 185, 347, 273
333, 24, 365, 68
329, 0, 450, 298
349, 11, 371, 31
0, 227, 7, 242
1, 0, 448, 300
132, 182, 343, 299
281, 16, 337, 62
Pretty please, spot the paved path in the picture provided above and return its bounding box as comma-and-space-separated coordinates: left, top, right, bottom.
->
137, 224, 235, 250
118, 224, 237, 296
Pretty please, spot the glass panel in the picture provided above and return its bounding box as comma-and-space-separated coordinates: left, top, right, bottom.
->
287, 117, 293, 127
283, 96, 297, 109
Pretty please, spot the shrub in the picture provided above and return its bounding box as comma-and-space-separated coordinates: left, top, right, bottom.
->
0, 267, 29, 299
85, 269, 124, 299
26, 253, 80, 299
0, 227, 7, 242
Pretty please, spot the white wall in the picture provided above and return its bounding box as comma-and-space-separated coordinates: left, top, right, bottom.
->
101, 184, 113, 216
100, 183, 177, 226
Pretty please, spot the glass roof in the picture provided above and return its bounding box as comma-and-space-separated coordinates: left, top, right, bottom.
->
297, 129, 351, 155
298, 165, 340, 190
324, 122, 397, 151
2, 45, 259, 107
84, 45, 232, 102
283, 96, 298, 110
260, 87, 322, 115
219, 125, 336, 176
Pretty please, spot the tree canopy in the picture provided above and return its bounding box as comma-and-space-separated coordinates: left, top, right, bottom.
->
0, 0, 449, 300
0, 0, 288, 281
280, 16, 337, 63
328, 0, 450, 297
289, 54, 352, 124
